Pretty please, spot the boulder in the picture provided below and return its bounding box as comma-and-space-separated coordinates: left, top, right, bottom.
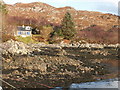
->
1, 39, 32, 55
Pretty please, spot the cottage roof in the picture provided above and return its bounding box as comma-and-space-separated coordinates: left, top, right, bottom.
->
17, 26, 32, 31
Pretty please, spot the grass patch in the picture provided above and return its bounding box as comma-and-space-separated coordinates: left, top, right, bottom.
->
16, 36, 38, 44
32, 34, 42, 37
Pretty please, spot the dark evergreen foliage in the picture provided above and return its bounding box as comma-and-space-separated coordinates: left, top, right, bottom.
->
61, 12, 76, 40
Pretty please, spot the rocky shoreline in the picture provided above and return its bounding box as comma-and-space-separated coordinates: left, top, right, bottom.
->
1, 39, 119, 56
1, 40, 119, 88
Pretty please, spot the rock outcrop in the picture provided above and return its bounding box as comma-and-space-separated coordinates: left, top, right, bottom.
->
1, 40, 119, 56
1, 39, 31, 55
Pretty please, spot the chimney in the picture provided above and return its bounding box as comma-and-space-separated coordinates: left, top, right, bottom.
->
22, 25, 25, 28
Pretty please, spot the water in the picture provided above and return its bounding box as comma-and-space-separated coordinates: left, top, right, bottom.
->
51, 78, 119, 90
69, 78, 119, 89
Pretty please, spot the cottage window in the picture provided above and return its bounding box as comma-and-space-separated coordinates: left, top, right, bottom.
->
27, 32, 30, 35
18, 31, 21, 35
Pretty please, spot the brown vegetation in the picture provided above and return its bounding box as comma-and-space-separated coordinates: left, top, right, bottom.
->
77, 25, 118, 44
2, 2, 119, 43
2, 34, 16, 42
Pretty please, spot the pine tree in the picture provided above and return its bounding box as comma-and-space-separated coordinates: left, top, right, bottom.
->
61, 12, 76, 40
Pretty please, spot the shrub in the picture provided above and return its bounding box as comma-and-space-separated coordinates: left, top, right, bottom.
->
49, 35, 64, 44
2, 34, 16, 42
32, 35, 45, 42
40, 25, 54, 41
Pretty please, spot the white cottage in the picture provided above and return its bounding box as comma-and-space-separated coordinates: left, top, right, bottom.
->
15, 25, 32, 37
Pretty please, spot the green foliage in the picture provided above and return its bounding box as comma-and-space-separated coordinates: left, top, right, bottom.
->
61, 12, 76, 40
0, 3, 8, 14
16, 36, 37, 44
40, 25, 54, 41
54, 28, 63, 36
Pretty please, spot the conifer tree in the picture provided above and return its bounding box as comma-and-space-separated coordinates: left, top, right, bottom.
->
61, 12, 76, 39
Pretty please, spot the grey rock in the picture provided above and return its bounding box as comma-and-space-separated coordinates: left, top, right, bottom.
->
1, 39, 32, 55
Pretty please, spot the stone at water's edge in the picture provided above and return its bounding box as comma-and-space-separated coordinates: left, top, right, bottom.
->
1, 39, 32, 55
69, 78, 119, 89
1, 40, 119, 89
1, 39, 120, 56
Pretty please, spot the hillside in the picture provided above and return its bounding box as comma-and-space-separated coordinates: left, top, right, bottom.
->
2, 2, 119, 43
6, 2, 118, 29
1, 2, 119, 89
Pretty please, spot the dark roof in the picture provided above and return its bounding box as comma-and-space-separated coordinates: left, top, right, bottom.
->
17, 26, 32, 31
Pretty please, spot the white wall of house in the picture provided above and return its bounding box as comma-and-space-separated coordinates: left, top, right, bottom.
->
17, 31, 32, 37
